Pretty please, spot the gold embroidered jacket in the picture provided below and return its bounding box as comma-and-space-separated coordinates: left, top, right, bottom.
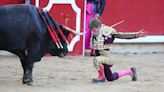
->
91, 24, 141, 50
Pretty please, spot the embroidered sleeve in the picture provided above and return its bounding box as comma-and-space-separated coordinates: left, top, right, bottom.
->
113, 32, 141, 39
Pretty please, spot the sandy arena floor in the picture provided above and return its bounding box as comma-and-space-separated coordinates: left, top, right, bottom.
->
0, 53, 164, 92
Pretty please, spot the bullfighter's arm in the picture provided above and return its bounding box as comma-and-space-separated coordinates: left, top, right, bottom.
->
112, 29, 144, 39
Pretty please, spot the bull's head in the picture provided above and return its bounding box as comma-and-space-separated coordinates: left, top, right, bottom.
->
46, 12, 83, 57
49, 22, 82, 57
39, 10, 82, 57
48, 24, 70, 57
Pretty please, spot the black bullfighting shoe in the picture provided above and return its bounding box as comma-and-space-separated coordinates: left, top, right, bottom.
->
92, 77, 106, 83
131, 67, 137, 81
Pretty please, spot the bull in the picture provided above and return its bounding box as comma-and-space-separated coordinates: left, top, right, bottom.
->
0, 4, 80, 85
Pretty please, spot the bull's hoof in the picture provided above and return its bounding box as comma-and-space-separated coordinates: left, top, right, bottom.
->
22, 79, 33, 86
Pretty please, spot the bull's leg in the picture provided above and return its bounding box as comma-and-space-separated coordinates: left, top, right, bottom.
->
20, 56, 34, 85
21, 61, 28, 83
20, 56, 28, 83
23, 42, 40, 85
21, 61, 34, 85
24, 62, 34, 85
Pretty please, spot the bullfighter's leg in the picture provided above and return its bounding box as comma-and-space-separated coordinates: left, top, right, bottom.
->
103, 64, 137, 81
103, 64, 119, 81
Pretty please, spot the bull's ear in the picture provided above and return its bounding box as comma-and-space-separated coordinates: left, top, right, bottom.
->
62, 25, 84, 35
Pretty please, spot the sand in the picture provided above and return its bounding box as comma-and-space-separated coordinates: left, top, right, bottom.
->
0, 53, 164, 92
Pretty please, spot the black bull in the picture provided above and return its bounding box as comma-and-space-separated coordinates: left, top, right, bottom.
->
0, 4, 71, 85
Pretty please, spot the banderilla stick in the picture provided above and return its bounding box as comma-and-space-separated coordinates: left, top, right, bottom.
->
110, 20, 125, 28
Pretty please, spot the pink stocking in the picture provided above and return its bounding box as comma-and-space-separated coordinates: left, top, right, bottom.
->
117, 68, 133, 78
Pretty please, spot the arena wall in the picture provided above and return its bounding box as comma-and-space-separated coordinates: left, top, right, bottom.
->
0, 0, 164, 55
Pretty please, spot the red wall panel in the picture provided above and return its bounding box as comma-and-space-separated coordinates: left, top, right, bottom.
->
0, 0, 35, 5
0, 0, 24, 5
35, 0, 85, 55
101, 0, 164, 35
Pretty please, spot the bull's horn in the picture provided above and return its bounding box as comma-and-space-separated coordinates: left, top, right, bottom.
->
63, 26, 84, 35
